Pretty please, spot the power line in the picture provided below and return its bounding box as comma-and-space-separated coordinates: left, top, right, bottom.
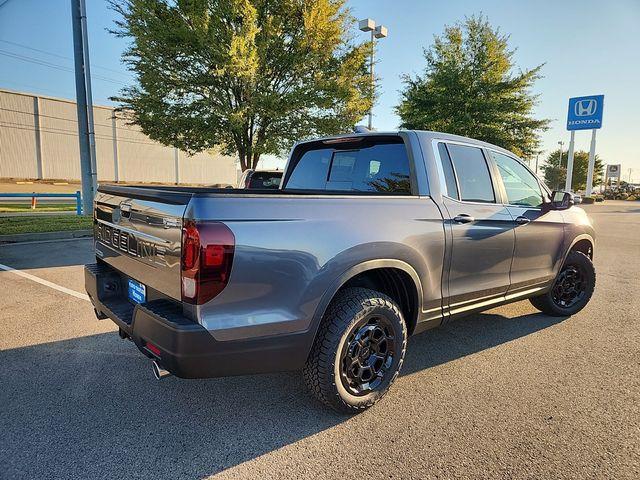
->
0, 78, 76, 98
0, 39, 133, 78
0, 49, 128, 86
0, 121, 164, 146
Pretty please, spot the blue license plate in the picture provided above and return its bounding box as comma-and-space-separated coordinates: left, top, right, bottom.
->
128, 278, 146, 304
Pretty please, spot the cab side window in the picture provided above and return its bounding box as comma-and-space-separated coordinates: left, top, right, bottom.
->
445, 144, 496, 203
490, 151, 543, 207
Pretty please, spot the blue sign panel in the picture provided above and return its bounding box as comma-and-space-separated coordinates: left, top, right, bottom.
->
567, 95, 604, 130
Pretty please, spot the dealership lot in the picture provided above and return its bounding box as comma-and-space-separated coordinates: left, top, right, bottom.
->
1, 201, 638, 479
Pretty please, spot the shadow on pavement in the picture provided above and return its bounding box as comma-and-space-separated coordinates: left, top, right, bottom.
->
403, 311, 566, 376
0, 238, 94, 269
1, 310, 565, 479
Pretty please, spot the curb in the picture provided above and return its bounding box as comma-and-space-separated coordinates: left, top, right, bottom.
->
0, 229, 92, 243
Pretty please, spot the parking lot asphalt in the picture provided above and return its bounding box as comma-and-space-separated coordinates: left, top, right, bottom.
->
1, 201, 638, 480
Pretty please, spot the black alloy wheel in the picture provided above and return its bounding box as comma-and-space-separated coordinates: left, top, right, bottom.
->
551, 264, 586, 309
340, 315, 396, 396
529, 250, 595, 317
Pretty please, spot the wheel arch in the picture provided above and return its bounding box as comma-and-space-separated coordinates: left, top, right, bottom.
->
309, 260, 424, 341
567, 234, 595, 260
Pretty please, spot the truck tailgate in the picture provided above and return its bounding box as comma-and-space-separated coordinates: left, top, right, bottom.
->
93, 185, 191, 301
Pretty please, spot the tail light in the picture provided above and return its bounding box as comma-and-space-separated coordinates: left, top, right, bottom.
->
181, 221, 235, 305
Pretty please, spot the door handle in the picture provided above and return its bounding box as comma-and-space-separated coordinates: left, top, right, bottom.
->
453, 214, 475, 224
515, 216, 531, 225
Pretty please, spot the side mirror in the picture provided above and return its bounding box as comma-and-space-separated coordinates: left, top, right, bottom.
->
546, 190, 574, 211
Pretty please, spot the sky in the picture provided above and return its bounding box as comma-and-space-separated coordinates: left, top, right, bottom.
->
1, 0, 639, 179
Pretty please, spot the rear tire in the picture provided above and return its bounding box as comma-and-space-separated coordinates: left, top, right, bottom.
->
303, 287, 407, 413
529, 251, 595, 316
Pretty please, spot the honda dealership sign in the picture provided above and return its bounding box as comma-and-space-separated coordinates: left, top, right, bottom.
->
606, 164, 621, 179
565, 95, 605, 196
567, 95, 604, 131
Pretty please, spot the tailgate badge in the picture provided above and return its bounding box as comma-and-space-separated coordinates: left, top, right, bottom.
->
119, 202, 132, 219
163, 218, 180, 229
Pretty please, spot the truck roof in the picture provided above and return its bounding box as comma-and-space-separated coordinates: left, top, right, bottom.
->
292, 129, 519, 159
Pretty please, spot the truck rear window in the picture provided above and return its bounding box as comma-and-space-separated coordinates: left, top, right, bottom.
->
285, 138, 412, 194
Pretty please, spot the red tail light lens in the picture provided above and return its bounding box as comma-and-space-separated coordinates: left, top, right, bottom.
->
204, 245, 225, 267
182, 223, 200, 270
181, 221, 235, 305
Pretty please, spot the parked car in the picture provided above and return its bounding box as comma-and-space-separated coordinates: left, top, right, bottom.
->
86, 131, 596, 412
238, 169, 283, 189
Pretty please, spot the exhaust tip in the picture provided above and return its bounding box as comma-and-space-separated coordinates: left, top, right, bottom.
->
152, 360, 171, 380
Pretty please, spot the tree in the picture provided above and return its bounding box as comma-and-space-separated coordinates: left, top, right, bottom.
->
541, 149, 604, 191
110, 0, 373, 171
396, 15, 549, 158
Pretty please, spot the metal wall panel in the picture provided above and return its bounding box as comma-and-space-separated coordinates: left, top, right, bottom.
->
0, 90, 39, 178
39, 97, 80, 180
93, 106, 116, 181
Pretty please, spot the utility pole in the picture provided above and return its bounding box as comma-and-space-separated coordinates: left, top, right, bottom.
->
359, 19, 387, 130
80, 0, 98, 192
71, 0, 97, 215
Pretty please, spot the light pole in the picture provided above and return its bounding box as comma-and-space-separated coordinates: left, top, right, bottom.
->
359, 18, 387, 130
558, 141, 564, 166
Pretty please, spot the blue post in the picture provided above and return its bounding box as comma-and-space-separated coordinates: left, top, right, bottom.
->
76, 191, 82, 215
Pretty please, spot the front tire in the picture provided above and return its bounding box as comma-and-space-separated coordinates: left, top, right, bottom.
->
529, 251, 595, 316
303, 287, 407, 413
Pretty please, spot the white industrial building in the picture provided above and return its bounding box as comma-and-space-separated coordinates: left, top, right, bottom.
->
0, 88, 239, 186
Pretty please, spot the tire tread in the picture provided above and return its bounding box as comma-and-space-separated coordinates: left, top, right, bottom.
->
302, 287, 407, 413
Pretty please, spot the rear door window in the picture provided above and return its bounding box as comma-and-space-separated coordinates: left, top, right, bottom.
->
437, 143, 460, 199
285, 140, 412, 194
446, 144, 495, 203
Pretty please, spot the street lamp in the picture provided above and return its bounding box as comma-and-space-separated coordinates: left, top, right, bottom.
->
359, 18, 388, 130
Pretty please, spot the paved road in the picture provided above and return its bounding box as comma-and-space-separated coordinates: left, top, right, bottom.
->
1, 202, 638, 479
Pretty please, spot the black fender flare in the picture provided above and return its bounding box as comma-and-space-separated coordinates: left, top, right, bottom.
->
303, 259, 424, 353
565, 234, 595, 262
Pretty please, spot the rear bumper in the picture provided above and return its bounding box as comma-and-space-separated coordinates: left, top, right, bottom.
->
84, 262, 311, 378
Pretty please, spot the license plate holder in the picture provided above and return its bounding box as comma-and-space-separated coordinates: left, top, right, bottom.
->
128, 278, 146, 304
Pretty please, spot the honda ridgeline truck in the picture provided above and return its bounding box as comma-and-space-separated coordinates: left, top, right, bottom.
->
85, 131, 596, 412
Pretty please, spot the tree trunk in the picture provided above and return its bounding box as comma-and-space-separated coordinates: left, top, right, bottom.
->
251, 152, 261, 170
237, 148, 248, 172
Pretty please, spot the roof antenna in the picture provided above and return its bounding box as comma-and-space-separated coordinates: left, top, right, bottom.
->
353, 125, 371, 134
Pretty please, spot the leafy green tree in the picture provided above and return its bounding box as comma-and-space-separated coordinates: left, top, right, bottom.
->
396, 15, 549, 158
541, 149, 604, 191
110, 0, 373, 170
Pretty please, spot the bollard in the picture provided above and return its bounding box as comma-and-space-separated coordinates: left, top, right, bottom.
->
75, 191, 82, 215
31, 194, 37, 210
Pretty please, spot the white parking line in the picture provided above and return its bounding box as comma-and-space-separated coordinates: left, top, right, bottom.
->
0, 262, 90, 302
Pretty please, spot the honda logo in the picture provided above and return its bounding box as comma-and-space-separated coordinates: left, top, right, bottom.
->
575, 99, 597, 117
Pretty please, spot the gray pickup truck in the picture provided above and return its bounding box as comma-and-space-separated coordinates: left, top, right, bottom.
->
85, 130, 596, 412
